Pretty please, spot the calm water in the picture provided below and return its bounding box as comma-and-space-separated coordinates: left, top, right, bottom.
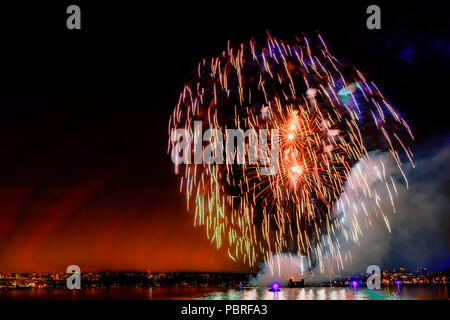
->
0, 286, 448, 300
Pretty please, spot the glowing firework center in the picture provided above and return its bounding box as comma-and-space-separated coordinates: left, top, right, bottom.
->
168, 34, 414, 272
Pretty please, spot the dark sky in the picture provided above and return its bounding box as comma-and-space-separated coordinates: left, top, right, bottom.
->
0, 1, 448, 272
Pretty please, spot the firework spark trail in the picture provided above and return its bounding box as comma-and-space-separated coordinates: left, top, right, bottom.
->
168, 33, 414, 273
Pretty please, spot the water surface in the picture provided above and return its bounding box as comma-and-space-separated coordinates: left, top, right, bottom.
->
0, 286, 448, 300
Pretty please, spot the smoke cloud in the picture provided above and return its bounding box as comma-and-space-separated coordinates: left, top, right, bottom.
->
252, 138, 450, 285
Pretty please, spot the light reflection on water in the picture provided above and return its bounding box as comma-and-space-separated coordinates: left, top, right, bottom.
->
0, 285, 447, 300
199, 286, 449, 300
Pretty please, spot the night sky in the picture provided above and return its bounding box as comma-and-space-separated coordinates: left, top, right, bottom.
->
0, 1, 449, 272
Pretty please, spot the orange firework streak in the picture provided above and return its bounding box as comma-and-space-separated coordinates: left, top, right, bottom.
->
168, 34, 414, 273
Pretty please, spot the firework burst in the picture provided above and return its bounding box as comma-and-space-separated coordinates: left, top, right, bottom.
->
168, 33, 414, 272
